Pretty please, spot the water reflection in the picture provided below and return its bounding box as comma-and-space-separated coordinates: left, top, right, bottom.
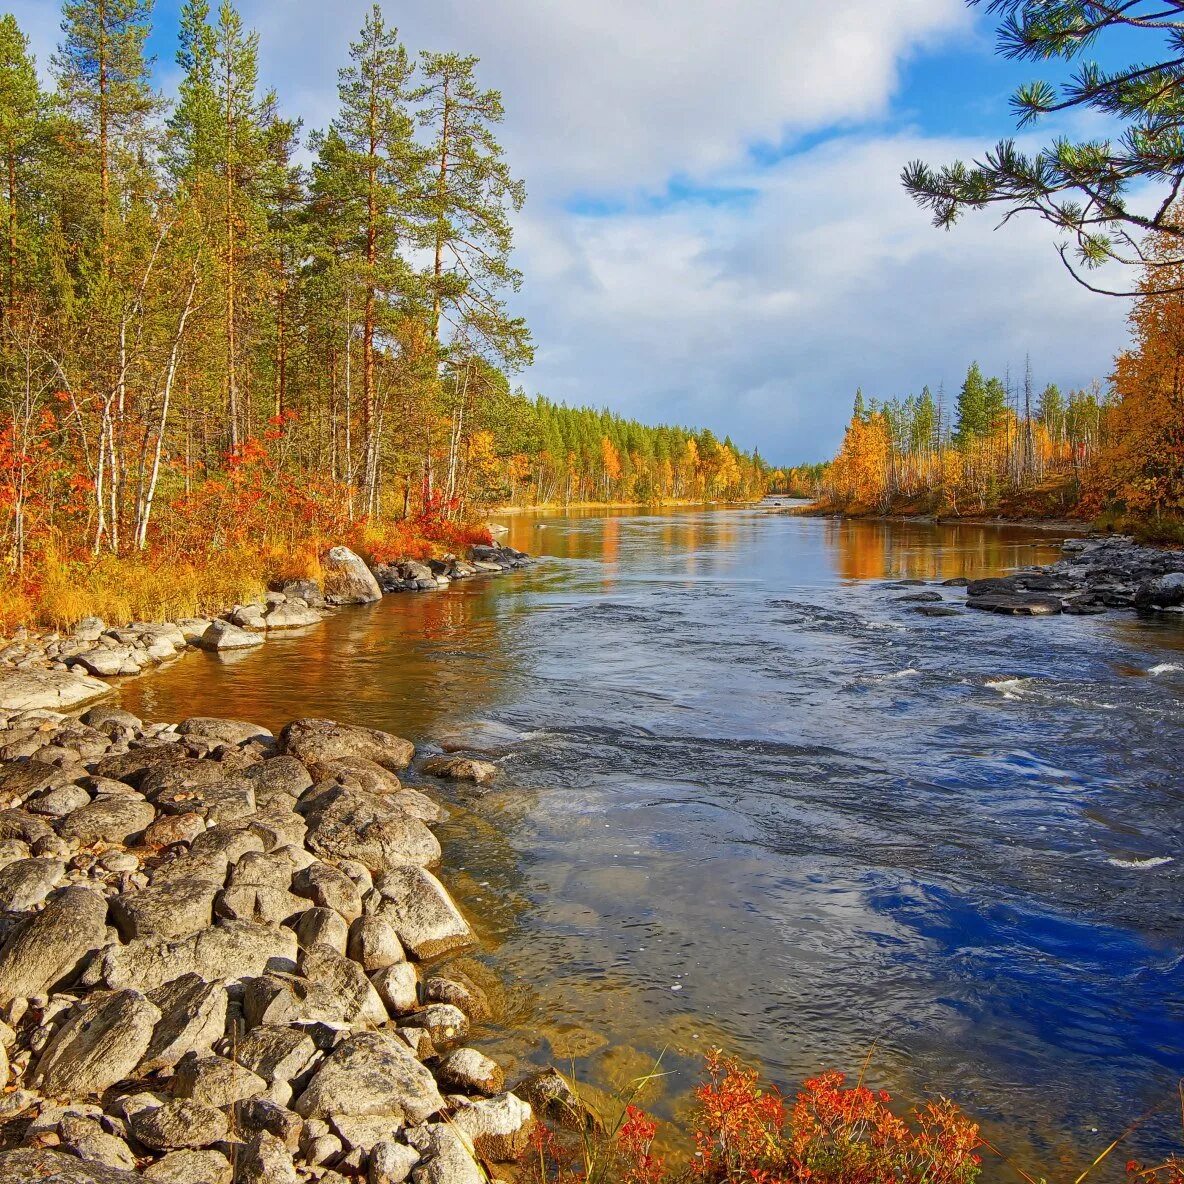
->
118, 508, 1184, 1177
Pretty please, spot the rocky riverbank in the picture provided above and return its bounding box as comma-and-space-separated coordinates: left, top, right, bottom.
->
0, 543, 531, 716
0, 702, 587, 1184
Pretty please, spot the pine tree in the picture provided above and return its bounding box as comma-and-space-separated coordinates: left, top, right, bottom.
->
0, 16, 43, 316
954, 362, 987, 445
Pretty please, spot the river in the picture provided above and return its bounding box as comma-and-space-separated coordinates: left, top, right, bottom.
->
118, 506, 1184, 1177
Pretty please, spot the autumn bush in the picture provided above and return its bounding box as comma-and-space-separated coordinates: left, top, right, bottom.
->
532, 1052, 983, 1184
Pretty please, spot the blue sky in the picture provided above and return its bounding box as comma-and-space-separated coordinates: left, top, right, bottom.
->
13, 0, 1144, 463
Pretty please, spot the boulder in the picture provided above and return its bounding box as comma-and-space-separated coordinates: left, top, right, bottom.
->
372, 962, 418, 1015
173, 1052, 266, 1107
129, 1099, 229, 1150
405, 1124, 483, 1184
302, 786, 440, 872
293, 907, 349, 955
34, 989, 160, 1097
1135, 571, 1184, 610
0, 669, 112, 713
292, 861, 363, 921
370, 1139, 420, 1184
294, 1031, 444, 1126
227, 604, 267, 631
347, 914, 405, 972
57, 796, 156, 845
280, 719, 414, 772
71, 647, 134, 678
57, 1115, 137, 1171
265, 601, 322, 629
400, 1003, 468, 1050
0, 857, 66, 911
515, 1067, 603, 1133
198, 621, 265, 652
232, 1097, 303, 1149
142, 1149, 232, 1184
419, 755, 496, 785
236, 1132, 299, 1184
322, 546, 382, 605
435, 1048, 504, 1096
366, 866, 475, 960
965, 592, 1063, 616
299, 944, 388, 1025
447, 1093, 535, 1162
140, 974, 230, 1073
241, 757, 313, 803
177, 717, 273, 746
110, 879, 219, 941
0, 885, 108, 1003
231, 1025, 318, 1086
0, 1148, 141, 1183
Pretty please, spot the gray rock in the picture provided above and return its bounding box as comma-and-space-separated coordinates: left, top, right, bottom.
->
73, 617, 106, 643
151, 780, 255, 827
433, 720, 520, 756
419, 756, 496, 785
0, 857, 65, 910
57, 1115, 137, 1171
447, 1092, 534, 1162
279, 718, 414, 772
72, 646, 134, 678
422, 973, 490, 1023
236, 1131, 299, 1184
27, 784, 93, 818
34, 989, 160, 1097
0, 1148, 141, 1183
0, 670, 112, 713
322, 546, 382, 605
515, 1067, 603, 1133
175, 619, 213, 647
348, 915, 405, 972
292, 861, 363, 921
366, 867, 475, 960
371, 962, 418, 1016
400, 1003, 468, 1050
198, 621, 265, 652
240, 757, 312, 804
110, 879, 219, 941
293, 907, 349, 955
57, 796, 156, 845
435, 1048, 504, 1096
302, 786, 439, 872
232, 1097, 303, 1149
231, 1025, 318, 1085
130, 1099, 229, 1150
227, 604, 267, 631
0, 885, 108, 1003
299, 944, 388, 1025
143, 1149, 232, 1184
140, 974, 229, 1074
264, 602, 322, 629
177, 718, 273, 746
173, 1052, 266, 1107
294, 1031, 444, 1126
1136, 571, 1184, 609
405, 1124, 483, 1184
214, 884, 303, 926
370, 1139, 420, 1184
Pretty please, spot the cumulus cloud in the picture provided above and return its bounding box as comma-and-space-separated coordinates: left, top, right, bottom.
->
11, 0, 1129, 460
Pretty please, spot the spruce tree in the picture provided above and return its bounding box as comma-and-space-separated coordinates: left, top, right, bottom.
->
954, 362, 987, 445
0, 16, 43, 316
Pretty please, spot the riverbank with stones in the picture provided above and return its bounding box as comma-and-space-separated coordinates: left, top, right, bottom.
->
0, 542, 531, 717
886, 535, 1184, 618
0, 704, 594, 1184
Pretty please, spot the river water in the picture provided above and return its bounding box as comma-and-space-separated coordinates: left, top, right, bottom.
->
118, 507, 1184, 1176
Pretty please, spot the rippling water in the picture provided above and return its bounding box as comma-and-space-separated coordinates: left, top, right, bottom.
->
118, 507, 1184, 1176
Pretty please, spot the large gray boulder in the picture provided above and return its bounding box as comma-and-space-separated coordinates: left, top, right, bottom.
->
236, 1131, 299, 1184
302, 786, 440, 872
0, 886, 108, 1003
57, 796, 156, 845
0, 857, 66, 911
0, 1148, 141, 1183
279, 718, 414, 772
405, 1124, 483, 1184
1135, 571, 1184, 610
33, 989, 161, 1097
140, 974, 229, 1073
109, 879, 219, 941
129, 1099, 229, 1150
447, 1093, 535, 1163
366, 866, 475, 960
265, 601, 322, 629
322, 546, 382, 605
177, 717, 273, 746
143, 1150, 232, 1184
0, 669, 112, 713
293, 1031, 444, 1126
198, 620, 265, 651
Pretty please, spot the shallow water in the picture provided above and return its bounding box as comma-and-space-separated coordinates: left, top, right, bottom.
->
119, 507, 1184, 1176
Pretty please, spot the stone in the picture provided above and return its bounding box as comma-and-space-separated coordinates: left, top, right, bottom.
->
240, 757, 312, 804
72, 647, 134, 678
129, 1099, 229, 1150
227, 604, 267, 631
0, 1148, 141, 1183
966, 591, 1063, 616
144, 813, 205, 848
236, 1132, 299, 1184
1135, 571, 1184, 610
434, 1048, 504, 1096
175, 619, 213, 647
198, 621, 265, 652
448, 1093, 534, 1162
34, 989, 160, 1097
0, 759, 75, 803
0, 886, 108, 1003
151, 780, 255, 827
72, 617, 105, 643
423, 974, 491, 1023
433, 720, 520, 756
214, 884, 303, 926
143, 1149, 232, 1184
418, 756, 496, 785
173, 1052, 266, 1107
370, 1140, 420, 1184
299, 944, 387, 1025
400, 1003, 468, 1050
294, 1031, 444, 1126
95, 921, 298, 991
0, 670, 112, 713
177, 718, 273, 746
280, 718, 414, 772
322, 546, 382, 605
371, 962, 418, 1015
367, 867, 475, 960
0, 857, 66, 911
265, 601, 322, 629
140, 975, 229, 1074
28, 785, 93, 818
231, 1025, 318, 1085
405, 1124, 483, 1184
309, 755, 404, 795
348, 915, 405, 972
232, 1097, 303, 1148
302, 786, 440, 872
292, 861, 363, 921
293, 907, 349, 955
57, 796, 156, 846
110, 880, 219, 940
515, 1068, 603, 1133
57, 1115, 137, 1171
